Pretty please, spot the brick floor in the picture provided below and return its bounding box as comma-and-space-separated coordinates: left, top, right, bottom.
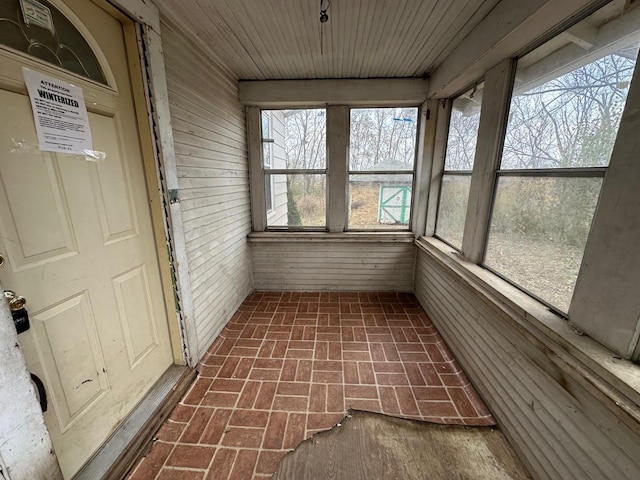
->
126, 292, 494, 480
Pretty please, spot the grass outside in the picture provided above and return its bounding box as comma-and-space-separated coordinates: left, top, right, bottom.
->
484, 231, 584, 313
349, 184, 409, 230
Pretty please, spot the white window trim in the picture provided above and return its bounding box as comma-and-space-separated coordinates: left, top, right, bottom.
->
244, 79, 429, 232
248, 101, 424, 233
433, 83, 484, 250
347, 108, 418, 232
265, 175, 276, 216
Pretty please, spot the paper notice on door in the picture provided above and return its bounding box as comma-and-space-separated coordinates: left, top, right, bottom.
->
22, 67, 93, 155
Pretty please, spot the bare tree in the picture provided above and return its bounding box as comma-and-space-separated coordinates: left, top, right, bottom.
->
349, 107, 418, 170
503, 53, 635, 169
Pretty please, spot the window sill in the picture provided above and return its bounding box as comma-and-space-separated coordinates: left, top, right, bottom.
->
248, 231, 416, 243
416, 235, 640, 436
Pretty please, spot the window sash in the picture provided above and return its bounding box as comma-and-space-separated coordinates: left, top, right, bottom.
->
255, 106, 420, 232
483, 173, 604, 315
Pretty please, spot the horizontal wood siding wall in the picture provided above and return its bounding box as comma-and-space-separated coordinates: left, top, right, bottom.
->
161, 20, 253, 358
251, 242, 416, 291
414, 248, 640, 480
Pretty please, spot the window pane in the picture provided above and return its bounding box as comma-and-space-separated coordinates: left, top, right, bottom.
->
348, 174, 412, 230
444, 84, 484, 171
262, 142, 273, 168
265, 173, 274, 213
0, 0, 106, 84
435, 174, 472, 249
502, 15, 638, 169
261, 111, 272, 139
266, 174, 326, 228
261, 111, 273, 167
349, 108, 418, 171
262, 109, 326, 170
485, 176, 602, 312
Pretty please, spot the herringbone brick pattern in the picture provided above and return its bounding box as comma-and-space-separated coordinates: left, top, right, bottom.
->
127, 292, 493, 480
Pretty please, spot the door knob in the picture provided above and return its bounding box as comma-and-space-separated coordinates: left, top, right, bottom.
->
4, 290, 27, 311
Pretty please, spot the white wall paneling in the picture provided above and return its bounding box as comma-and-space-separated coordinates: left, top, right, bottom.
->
161, 19, 254, 359
249, 234, 416, 291
239, 78, 429, 107
414, 240, 640, 480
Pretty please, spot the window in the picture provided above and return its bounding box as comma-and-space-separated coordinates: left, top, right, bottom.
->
261, 109, 327, 229
0, 0, 106, 84
483, 8, 638, 313
435, 84, 484, 249
255, 106, 420, 232
348, 107, 418, 230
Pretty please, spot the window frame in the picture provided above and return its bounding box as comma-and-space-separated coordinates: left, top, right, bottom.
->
427, 1, 640, 360
261, 111, 276, 215
250, 104, 422, 233
481, 35, 635, 315
434, 82, 485, 250
260, 108, 328, 231
347, 106, 420, 232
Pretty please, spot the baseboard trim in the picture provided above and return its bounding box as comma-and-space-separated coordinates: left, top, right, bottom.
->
73, 364, 196, 480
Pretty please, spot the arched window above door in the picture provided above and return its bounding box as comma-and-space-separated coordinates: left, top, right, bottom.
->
0, 0, 107, 84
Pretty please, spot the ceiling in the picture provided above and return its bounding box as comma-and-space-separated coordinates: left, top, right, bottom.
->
153, 0, 502, 80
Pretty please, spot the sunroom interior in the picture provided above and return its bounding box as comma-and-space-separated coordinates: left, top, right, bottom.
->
1, 0, 640, 479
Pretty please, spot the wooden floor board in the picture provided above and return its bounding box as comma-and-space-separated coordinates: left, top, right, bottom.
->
272, 409, 532, 480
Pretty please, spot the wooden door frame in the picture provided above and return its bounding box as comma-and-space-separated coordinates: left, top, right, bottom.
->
99, 0, 198, 367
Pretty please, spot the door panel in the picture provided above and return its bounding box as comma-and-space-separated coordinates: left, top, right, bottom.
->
0, 0, 174, 477
0, 93, 78, 268
113, 264, 160, 368
30, 291, 109, 429
89, 112, 139, 243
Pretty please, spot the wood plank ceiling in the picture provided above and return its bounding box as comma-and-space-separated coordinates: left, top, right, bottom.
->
153, 0, 501, 80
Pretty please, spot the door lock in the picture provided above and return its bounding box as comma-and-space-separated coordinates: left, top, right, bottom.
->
4, 290, 29, 334
4, 290, 26, 311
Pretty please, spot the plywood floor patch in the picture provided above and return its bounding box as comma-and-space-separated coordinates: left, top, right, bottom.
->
273, 409, 531, 480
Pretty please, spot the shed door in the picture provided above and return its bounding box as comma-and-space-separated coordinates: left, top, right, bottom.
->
0, 0, 173, 477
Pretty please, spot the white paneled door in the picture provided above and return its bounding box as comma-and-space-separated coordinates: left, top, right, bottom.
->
0, 0, 173, 477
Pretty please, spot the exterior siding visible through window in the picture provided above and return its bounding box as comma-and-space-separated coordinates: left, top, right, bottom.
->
261, 111, 275, 213
261, 109, 327, 229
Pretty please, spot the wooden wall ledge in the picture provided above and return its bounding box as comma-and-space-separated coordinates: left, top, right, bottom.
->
248, 232, 416, 243
415, 235, 640, 437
